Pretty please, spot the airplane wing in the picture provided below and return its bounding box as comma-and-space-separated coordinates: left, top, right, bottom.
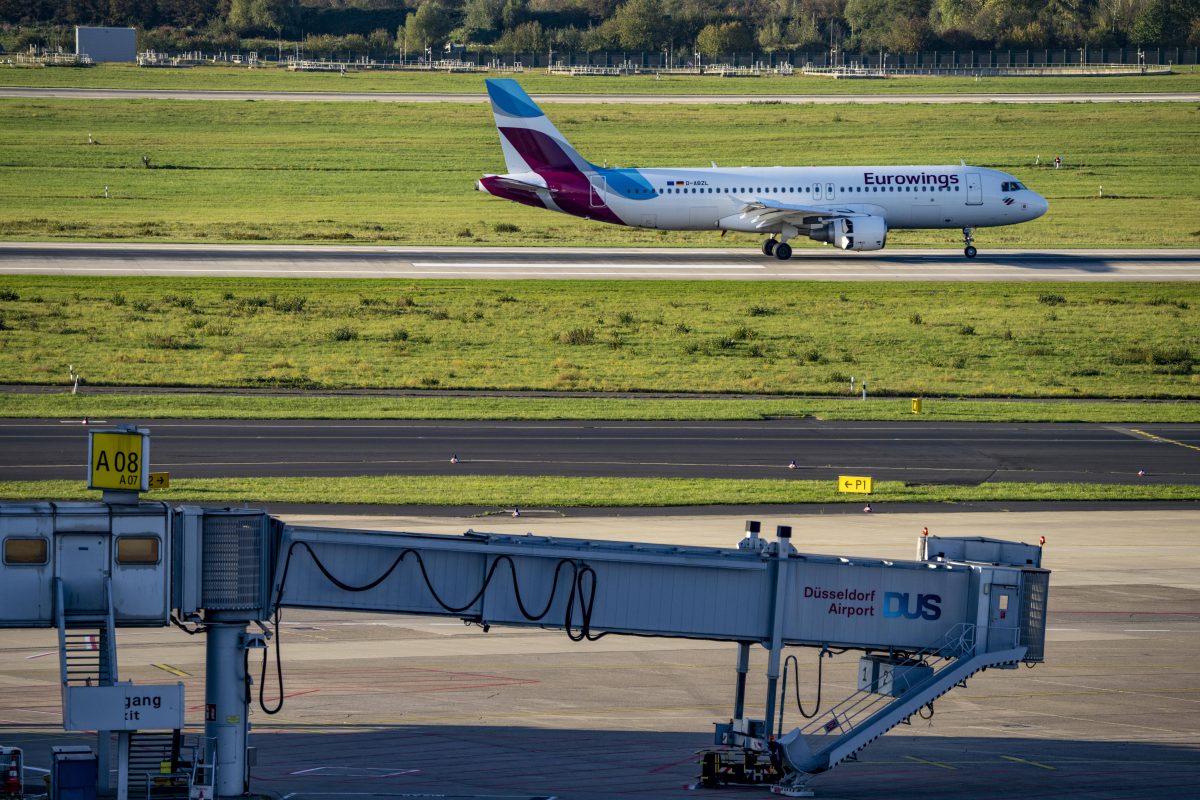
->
737, 198, 859, 230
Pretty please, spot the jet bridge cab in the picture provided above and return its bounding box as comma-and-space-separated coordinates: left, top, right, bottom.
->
0, 501, 172, 627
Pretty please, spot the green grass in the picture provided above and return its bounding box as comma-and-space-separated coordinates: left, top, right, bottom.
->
0, 98, 1197, 248
3, 392, 1199, 423
0, 475, 1196, 506
0, 277, 1196, 398
2, 63, 1199, 95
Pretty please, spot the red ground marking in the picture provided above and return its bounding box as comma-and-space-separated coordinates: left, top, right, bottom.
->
1060, 614, 1200, 618
648, 753, 703, 774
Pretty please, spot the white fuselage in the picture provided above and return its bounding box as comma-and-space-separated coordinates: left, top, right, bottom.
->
589, 165, 1047, 232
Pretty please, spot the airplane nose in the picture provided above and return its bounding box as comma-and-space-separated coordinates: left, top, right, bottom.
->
1029, 194, 1048, 220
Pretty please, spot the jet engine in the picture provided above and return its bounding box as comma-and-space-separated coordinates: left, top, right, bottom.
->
808, 216, 888, 251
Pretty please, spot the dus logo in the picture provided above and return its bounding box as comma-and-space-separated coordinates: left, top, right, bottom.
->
883, 592, 941, 621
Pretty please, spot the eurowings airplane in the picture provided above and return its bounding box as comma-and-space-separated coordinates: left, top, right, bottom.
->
476, 79, 1048, 259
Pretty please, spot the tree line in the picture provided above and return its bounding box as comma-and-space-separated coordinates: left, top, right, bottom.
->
4, 0, 1198, 59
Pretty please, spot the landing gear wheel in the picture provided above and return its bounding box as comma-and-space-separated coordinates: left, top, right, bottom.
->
961, 226, 976, 259
774, 242, 793, 260
964, 245, 977, 259
762, 239, 777, 256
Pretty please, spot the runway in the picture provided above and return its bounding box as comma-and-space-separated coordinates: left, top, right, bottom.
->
3, 419, 1197, 485
4, 243, 1200, 281
2, 87, 1199, 104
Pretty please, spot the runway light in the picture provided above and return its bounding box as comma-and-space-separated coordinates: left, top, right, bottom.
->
1039, 535, 1046, 546
922, 526, 929, 537
1137, 469, 1146, 476
863, 503, 872, 513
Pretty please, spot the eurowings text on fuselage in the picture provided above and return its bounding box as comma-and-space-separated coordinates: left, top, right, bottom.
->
475, 79, 1048, 260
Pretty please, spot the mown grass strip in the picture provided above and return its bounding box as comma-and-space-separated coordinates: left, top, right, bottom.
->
3, 393, 1199, 423
0, 476, 1196, 506
0, 98, 1197, 248
1, 64, 1197, 96
0, 278, 1196, 399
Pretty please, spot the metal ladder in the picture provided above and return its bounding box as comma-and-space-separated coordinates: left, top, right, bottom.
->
129, 731, 194, 800
55, 577, 118, 688
774, 625, 1026, 794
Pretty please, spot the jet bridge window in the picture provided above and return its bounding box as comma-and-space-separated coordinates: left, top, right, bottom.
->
116, 536, 160, 565
3, 537, 48, 564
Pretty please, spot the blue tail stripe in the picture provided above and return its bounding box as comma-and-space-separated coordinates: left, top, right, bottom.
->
487, 79, 544, 119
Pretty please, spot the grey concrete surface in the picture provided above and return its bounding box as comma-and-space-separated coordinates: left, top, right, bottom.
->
0, 509, 1197, 799
3, 419, 1199, 485
2, 87, 1199, 104
3, 243, 1200, 281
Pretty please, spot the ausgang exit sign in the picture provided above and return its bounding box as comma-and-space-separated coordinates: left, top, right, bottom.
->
88, 427, 150, 492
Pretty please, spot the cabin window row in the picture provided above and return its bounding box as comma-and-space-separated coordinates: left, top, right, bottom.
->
1, 536, 160, 565
655, 186, 961, 195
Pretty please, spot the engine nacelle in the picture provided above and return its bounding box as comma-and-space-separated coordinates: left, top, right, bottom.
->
808, 216, 888, 252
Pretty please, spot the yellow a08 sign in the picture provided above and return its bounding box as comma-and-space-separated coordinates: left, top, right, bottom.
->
88, 431, 149, 491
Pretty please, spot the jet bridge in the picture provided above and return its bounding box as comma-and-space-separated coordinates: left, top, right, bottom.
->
0, 501, 1049, 798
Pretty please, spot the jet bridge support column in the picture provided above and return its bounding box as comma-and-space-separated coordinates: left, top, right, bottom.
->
204, 617, 251, 799
733, 642, 751, 719
763, 525, 792, 737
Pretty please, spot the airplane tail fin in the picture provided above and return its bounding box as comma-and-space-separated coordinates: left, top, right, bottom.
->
486, 79, 592, 175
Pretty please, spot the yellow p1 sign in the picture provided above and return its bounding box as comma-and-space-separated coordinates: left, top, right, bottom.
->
88, 428, 150, 492
838, 475, 874, 494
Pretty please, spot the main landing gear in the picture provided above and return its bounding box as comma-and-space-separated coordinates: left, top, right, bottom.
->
962, 227, 977, 259
762, 236, 793, 261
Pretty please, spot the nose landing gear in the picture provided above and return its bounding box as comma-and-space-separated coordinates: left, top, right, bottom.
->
962, 227, 977, 259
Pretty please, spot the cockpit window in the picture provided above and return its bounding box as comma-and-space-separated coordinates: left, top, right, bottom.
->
1001, 181, 1027, 192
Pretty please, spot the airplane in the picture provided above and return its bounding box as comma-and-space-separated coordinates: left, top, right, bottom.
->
475, 79, 1048, 259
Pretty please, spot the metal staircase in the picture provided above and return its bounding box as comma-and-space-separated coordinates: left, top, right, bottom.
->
127, 731, 194, 800
773, 625, 1026, 796
55, 577, 118, 688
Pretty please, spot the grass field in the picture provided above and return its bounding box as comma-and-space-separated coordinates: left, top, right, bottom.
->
0, 98, 1197, 248
1, 475, 1197, 506
2, 63, 1198, 95
0, 277, 1196, 397
3, 392, 1199, 422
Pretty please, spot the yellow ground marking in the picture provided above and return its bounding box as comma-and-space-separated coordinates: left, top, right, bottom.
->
151, 664, 190, 677
903, 755, 957, 770
1001, 755, 1056, 770
1128, 428, 1200, 453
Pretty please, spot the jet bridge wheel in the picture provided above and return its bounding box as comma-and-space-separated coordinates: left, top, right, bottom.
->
762, 239, 777, 256
774, 242, 793, 260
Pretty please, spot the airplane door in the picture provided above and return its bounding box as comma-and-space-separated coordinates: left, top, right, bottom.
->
987, 584, 1020, 652
56, 534, 110, 612
825, 182, 835, 201
965, 172, 983, 205
589, 176, 606, 208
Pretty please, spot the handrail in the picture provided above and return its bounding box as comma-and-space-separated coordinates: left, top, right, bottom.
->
54, 578, 68, 688
798, 623, 976, 738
